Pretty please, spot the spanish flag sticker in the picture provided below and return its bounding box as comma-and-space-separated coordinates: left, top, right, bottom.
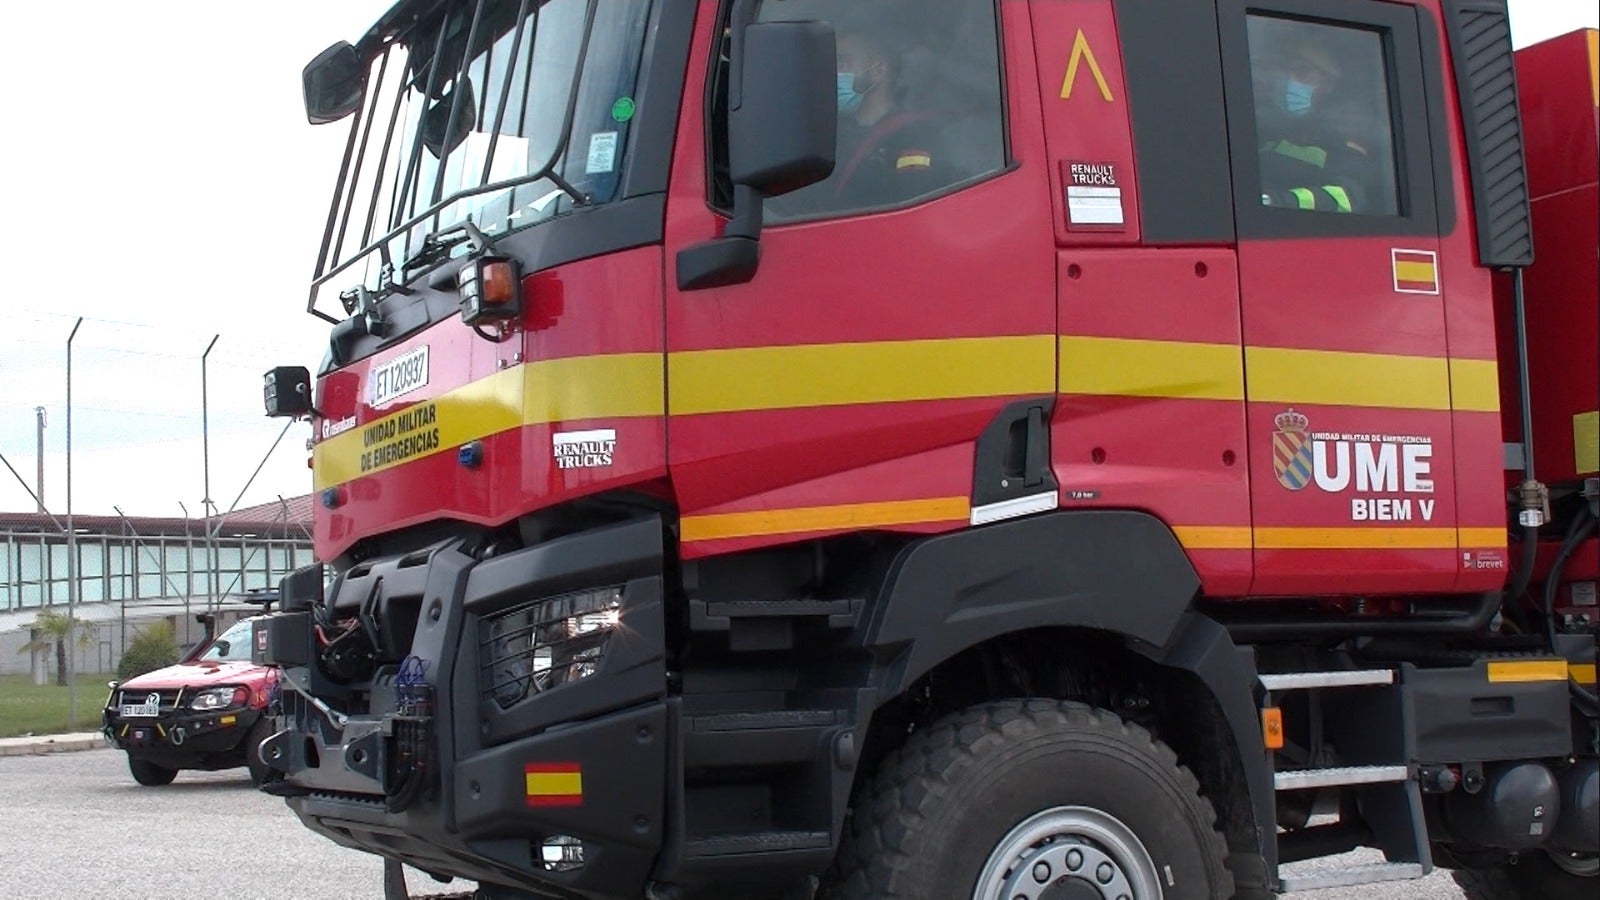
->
1391, 249, 1439, 295
525, 763, 584, 807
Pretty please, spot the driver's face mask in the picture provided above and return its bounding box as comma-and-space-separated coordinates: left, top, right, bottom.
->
1284, 76, 1316, 115
837, 72, 865, 115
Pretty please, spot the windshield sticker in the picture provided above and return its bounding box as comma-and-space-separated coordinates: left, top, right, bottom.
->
553, 429, 616, 470
611, 97, 636, 123
586, 132, 619, 174
368, 345, 430, 407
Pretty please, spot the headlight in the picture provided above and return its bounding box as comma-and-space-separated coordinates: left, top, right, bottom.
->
480, 587, 623, 709
189, 687, 247, 711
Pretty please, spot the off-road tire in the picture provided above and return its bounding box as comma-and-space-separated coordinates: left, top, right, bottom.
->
1453, 852, 1600, 900
823, 699, 1234, 900
244, 720, 273, 787
127, 755, 178, 787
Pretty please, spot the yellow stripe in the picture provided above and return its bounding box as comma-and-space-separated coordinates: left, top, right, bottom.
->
1174, 526, 1505, 551
1572, 663, 1597, 686
1393, 260, 1437, 283
681, 497, 970, 542
1575, 410, 1599, 474
1246, 347, 1451, 410
1588, 29, 1598, 107
1486, 660, 1568, 684
1255, 527, 1458, 550
312, 354, 663, 489
1060, 337, 1243, 401
525, 771, 583, 797
1457, 527, 1507, 547
669, 337, 1055, 416
1449, 359, 1501, 413
1172, 526, 1253, 549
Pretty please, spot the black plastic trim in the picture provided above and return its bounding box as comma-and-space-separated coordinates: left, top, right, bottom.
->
1113, 0, 1237, 244
618, 0, 695, 201
970, 397, 1058, 509
1148, 614, 1279, 882
1439, 0, 1533, 268
1409, 661, 1573, 763
863, 511, 1201, 696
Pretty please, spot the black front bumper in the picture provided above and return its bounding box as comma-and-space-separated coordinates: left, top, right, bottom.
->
106, 707, 264, 769
265, 516, 669, 899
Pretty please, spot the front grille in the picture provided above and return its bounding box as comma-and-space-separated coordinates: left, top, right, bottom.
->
479, 587, 623, 710
116, 688, 183, 714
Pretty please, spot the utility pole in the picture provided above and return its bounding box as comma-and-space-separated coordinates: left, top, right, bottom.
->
34, 406, 46, 513
201, 335, 219, 617
66, 317, 83, 724
179, 500, 193, 647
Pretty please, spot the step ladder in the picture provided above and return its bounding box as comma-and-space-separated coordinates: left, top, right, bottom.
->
1260, 669, 1433, 892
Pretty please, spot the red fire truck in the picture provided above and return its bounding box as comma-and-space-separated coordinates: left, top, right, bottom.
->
255, 2, 1598, 898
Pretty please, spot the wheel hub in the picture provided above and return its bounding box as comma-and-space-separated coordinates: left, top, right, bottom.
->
973, 806, 1162, 900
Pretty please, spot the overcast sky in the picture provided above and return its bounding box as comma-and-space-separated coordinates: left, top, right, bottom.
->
0, 0, 1594, 520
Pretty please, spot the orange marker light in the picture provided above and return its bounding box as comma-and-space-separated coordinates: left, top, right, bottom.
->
1261, 706, 1284, 751
481, 260, 517, 306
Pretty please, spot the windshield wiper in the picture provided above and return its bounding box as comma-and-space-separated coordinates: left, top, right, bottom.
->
401, 229, 475, 277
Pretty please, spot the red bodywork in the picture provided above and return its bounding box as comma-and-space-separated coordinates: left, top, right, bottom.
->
306, 2, 1592, 610
119, 661, 276, 710
1496, 29, 1599, 488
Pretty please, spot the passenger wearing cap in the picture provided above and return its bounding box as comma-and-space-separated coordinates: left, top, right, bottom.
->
1255, 40, 1374, 214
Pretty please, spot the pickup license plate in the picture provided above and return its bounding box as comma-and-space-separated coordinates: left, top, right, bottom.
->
120, 694, 162, 718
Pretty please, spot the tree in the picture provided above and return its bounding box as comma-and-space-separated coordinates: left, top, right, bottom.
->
17, 610, 97, 686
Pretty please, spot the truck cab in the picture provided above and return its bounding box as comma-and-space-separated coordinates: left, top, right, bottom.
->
256, 2, 1598, 898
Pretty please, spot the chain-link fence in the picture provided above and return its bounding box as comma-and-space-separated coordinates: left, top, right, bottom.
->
0, 312, 318, 675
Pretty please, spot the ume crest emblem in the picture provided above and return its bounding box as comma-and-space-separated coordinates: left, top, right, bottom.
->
1273, 409, 1314, 491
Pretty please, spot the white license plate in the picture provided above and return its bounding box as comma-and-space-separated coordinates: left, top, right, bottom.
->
120, 697, 161, 718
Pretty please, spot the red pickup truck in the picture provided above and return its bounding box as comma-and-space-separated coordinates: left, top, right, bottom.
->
103, 617, 277, 786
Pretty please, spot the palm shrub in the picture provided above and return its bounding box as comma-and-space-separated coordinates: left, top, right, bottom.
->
116, 622, 179, 682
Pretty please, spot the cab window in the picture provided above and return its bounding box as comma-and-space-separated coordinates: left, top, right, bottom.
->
1245, 15, 1401, 217
709, 0, 1007, 221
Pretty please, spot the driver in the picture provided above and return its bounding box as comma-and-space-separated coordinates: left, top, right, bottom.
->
828, 14, 950, 209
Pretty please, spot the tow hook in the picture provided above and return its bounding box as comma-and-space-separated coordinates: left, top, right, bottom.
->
170, 726, 187, 746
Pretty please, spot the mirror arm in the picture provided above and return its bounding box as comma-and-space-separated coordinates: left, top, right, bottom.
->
724, 184, 765, 241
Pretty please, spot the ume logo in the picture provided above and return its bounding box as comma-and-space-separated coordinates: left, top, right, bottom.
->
1274, 409, 1437, 522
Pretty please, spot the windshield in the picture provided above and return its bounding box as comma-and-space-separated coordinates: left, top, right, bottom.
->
199, 619, 256, 663
311, 0, 654, 318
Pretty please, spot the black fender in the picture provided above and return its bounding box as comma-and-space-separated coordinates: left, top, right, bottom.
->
858, 510, 1276, 876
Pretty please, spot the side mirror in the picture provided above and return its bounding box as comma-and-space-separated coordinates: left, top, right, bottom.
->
677, 21, 836, 291
729, 23, 838, 196
303, 42, 366, 125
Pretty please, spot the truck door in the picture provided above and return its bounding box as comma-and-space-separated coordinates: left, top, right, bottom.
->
1219, 0, 1465, 594
661, 1, 1057, 557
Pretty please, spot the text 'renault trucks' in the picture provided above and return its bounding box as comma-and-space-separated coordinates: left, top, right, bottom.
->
254, 2, 1599, 897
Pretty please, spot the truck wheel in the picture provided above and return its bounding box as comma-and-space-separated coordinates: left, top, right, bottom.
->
244, 721, 273, 787
127, 755, 178, 787
826, 699, 1233, 900
1453, 851, 1599, 900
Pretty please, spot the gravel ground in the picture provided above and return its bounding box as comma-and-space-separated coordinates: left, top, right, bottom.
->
0, 748, 1470, 899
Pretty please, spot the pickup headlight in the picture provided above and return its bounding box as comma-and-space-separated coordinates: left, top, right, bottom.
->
189, 687, 247, 711
480, 587, 623, 709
